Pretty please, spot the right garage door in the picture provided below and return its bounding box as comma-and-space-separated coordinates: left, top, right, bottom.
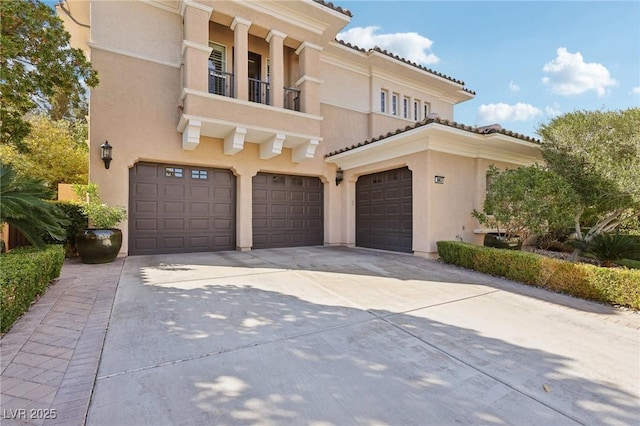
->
356, 167, 412, 253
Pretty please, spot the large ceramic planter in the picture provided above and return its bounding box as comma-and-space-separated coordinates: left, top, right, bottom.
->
484, 232, 522, 250
75, 229, 122, 264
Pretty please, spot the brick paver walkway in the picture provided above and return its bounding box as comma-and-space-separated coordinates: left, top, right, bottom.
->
1, 257, 124, 426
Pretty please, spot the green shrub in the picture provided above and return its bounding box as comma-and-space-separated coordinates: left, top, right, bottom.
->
436, 241, 640, 309
0, 245, 65, 333
43, 201, 88, 257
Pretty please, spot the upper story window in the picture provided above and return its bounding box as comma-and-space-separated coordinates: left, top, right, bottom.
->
392, 94, 398, 116
414, 100, 419, 120
403, 97, 409, 118
380, 90, 387, 113
209, 43, 230, 96
424, 102, 432, 118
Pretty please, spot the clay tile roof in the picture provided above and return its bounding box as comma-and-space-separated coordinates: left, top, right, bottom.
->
312, 0, 353, 17
334, 39, 476, 95
325, 117, 540, 157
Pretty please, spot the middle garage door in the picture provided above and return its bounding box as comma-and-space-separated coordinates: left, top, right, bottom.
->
252, 173, 323, 249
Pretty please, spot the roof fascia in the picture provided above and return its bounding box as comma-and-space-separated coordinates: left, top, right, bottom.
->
326, 123, 541, 169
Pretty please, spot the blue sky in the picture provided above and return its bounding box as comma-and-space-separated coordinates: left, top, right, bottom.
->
336, 1, 640, 138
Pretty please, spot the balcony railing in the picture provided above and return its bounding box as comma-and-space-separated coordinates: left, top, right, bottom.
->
284, 87, 300, 112
209, 70, 234, 97
249, 78, 270, 106
207, 73, 300, 112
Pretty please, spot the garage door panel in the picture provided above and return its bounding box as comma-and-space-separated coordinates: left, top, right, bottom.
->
134, 183, 158, 197
135, 219, 157, 230
189, 236, 210, 247
164, 185, 185, 197
214, 219, 233, 229
253, 173, 323, 249
134, 201, 157, 213
356, 167, 412, 253
272, 190, 287, 201
164, 219, 184, 230
164, 237, 185, 249
164, 202, 184, 214
270, 204, 286, 215
129, 163, 236, 255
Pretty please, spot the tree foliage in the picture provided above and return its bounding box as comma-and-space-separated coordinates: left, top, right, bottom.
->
0, 115, 88, 189
0, 162, 69, 248
537, 109, 640, 241
0, 0, 98, 149
472, 164, 578, 241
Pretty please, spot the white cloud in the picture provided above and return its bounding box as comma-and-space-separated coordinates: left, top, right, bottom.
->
337, 26, 439, 65
542, 47, 617, 96
631, 86, 640, 95
477, 102, 543, 124
508, 81, 520, 92
545, 102, 562, 117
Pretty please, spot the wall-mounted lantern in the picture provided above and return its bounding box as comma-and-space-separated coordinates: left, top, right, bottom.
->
434, 175, 445, 184
335, 168, 344, 186
100, 140, 113, 169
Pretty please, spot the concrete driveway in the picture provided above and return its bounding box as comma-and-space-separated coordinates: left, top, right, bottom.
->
87, 247, 639, 426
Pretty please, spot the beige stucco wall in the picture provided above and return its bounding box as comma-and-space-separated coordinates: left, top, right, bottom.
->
91, 0, 181, 65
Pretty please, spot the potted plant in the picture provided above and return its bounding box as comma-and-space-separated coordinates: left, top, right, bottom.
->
73, 183, 127, 264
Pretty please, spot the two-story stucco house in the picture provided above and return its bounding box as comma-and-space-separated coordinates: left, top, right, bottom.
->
58, 0, 542, 258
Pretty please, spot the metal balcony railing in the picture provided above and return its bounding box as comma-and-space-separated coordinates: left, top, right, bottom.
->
249, 78, 270, 106
207, 72, 302, 113
284, 87, 301, 112
208, 70, 234, 97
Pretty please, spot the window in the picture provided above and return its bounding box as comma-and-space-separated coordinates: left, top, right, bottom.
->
414, 100, 419, 120
165, 167, 183, 178
372, 175, 383, 184
208, 43, 228, 96
392, 94, 398, 116
191, 170, 208, 179
380, 90, 387, 113
403, 97, 409, 118
424, 102, 431, 118
272, 176, 285, 185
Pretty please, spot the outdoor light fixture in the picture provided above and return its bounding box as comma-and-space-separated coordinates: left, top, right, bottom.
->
335, 168, 344, 186
100, 140, 113, 169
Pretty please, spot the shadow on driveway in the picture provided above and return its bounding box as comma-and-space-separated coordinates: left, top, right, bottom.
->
87, 248, 639, 426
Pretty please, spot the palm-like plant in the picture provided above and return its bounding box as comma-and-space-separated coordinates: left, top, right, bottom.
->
0, 162, 69, 249
571, 232, 640, 267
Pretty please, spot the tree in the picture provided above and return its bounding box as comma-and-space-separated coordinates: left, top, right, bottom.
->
0, 0, 98, 150
0, 162, 69, 249
537, 109, 640, 244
0, 115, 88, 189
472, 164, 578, 242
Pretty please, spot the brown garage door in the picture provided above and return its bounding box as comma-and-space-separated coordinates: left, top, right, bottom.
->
356, 167, 412, 253
252, 173, 323, 249
129, 162, 235, 255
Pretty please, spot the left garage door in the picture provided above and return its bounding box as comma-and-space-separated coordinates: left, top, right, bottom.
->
129, 162, 236, 255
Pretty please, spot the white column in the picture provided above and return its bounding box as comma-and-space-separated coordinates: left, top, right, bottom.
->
266, 30, 286, 108
231, 17, 251, 101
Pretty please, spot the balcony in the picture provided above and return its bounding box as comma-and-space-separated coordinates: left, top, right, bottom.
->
208, 71, 300, 113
